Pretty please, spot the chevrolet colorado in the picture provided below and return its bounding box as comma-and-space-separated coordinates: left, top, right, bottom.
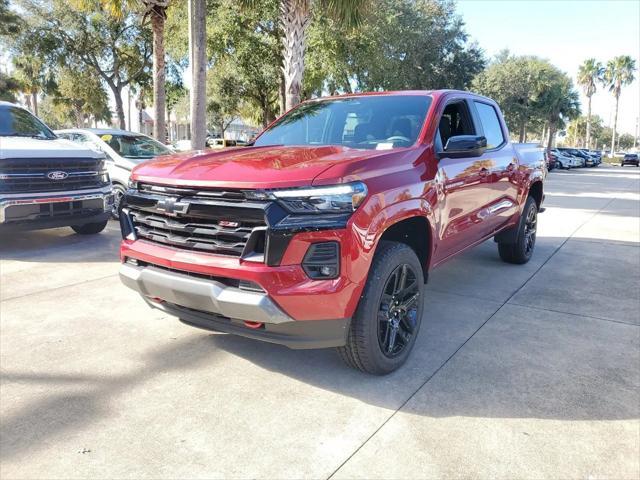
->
0, 102, 113, 233
119, 90, 545, 374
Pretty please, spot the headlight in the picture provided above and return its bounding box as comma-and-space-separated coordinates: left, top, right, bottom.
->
268, 182, 368, 214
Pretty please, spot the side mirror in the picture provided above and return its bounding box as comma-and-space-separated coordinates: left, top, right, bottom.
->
441, 135, 487, 159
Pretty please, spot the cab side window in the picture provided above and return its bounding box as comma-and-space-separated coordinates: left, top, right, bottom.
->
436, 101, 476, 151
473, 102, 505, 149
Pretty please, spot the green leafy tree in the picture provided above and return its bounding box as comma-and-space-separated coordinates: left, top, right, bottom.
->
206, 59, 241, 138
472, 54, 580, 145
55, 67, 111, 127
73, 0, 170, 140
0, 0, 22, 36
306, 0, 484, 95
603, 55, 636, 154
12, 54, 48, 116
536, 73, 581, 150
577, 58, 603, 149
617, 133, 635, 150
17, 0, 152, 129
242, 0, 366, 110
0, 72, 22, 102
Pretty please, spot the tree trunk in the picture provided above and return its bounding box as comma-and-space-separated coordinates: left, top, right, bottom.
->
278, 74, 286, 115
518, 121, 526, 143
280, 0, 310, 111
113, 85, 126, 129
189, 0, 207, 150
585, 94, 592, 149
31, 90, 38, 117
546, 123, 557, 151
151, 10, 166, 143
610, 94, 619, 156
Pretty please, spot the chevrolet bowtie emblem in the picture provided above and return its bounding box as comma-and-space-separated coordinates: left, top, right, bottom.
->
156, 197, 189, 216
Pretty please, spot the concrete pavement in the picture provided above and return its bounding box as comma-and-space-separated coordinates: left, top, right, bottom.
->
1, 165, 638, 479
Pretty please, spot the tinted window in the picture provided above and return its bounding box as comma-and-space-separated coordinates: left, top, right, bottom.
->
0, 106, 56, 139
474, 102, 505, 149
438, 101, 476, 149
255, 96, 432, 150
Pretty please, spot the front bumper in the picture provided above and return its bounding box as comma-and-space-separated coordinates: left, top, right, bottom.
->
0, 187, 114, 231
120, 262, 350, 349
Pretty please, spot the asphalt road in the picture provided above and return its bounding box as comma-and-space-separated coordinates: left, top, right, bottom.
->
1, 164, 639, 479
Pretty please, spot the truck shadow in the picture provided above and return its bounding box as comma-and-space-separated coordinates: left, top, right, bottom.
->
0, 221, 121, 263
1, 229, 638, 463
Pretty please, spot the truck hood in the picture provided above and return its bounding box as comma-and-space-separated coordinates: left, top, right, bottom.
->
0, 136, 103, 159
131, 145, 392, 189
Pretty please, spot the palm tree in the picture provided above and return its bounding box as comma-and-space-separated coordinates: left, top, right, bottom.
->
540, 77, 581, 151
244, 0, 366, 111
189, 0, 207, 149
74, 0, 168, 141
12, 54, 45, 117
603, 55, 636, 156
577, 58, 602, 149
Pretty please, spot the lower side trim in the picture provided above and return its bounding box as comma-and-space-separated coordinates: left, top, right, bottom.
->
151, 299, 350, 350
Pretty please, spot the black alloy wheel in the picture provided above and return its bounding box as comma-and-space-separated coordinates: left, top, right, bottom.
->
377, 264, 420, 358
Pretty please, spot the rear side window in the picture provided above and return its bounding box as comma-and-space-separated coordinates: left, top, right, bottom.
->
474, 102, 505, 149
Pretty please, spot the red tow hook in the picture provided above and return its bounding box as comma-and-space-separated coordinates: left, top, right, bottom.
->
243, 321, 264, 329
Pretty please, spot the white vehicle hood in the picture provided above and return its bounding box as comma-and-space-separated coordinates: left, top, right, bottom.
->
0, 137, 103, 160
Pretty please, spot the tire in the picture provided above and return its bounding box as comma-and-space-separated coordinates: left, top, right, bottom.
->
111, 183, 126, 219
71, 220, 108, 235
497, 196, 538, 265
337, 241, 425, 375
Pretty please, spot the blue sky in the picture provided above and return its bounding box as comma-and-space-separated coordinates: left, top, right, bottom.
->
456, 0, 640, 136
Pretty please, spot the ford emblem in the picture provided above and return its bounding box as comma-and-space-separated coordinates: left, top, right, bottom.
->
47, 171, 69, 180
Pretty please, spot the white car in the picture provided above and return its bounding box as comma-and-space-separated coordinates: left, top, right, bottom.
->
55, 128, 173, 216
552, 150, 581, 170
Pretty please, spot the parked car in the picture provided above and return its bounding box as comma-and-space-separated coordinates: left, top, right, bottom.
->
558, 148, 591, 167
56, 128, 173, 216
550, 149, 580, 169
118, 90, 546, 374
579, 149, 601, 166
621, 153, 639, 167
207, 138, 237, 149
0, 102, 113, 233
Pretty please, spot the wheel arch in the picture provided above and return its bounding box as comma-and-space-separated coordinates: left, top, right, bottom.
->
375, 215, 432, 282
528, 180, 543, 210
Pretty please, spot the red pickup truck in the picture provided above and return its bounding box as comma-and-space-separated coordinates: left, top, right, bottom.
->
119, 90, 545, 374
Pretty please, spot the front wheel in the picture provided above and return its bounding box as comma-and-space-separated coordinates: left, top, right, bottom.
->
111, 183, 126, 219
71, 220, 108, 235
337, 241, 424, 375
497, 196, 538, 265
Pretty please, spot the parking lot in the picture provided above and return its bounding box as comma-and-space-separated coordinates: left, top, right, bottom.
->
1, 165, 638, 479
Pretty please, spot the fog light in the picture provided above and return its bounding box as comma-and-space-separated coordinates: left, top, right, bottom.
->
302, 242, 340, 279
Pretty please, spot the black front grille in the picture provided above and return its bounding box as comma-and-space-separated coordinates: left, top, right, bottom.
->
124, 186, 269, 258
0, 157, 109, 194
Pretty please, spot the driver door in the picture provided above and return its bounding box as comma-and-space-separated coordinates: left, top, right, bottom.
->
432, 98, 495, 262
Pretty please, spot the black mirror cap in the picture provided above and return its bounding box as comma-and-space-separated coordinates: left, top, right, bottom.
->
441, 135, 487, 159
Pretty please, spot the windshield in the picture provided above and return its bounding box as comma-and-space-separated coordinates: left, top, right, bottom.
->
100, 133, 171, 160
0, 105, 56, 139
255, 95, 432, 150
